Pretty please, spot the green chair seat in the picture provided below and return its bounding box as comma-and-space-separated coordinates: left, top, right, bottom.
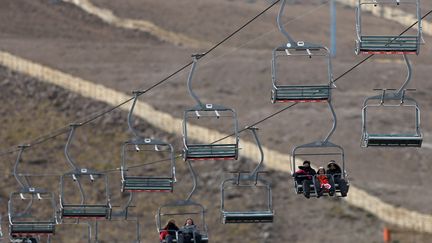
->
62, 205, 110, 218
123, 177, 173, 192
359, 36, 418, 53
365, 134, 422, 147
222, 211, 273, 224
272, 85, 330, 102
184, 144, 238, 160
10, 221, 55, 235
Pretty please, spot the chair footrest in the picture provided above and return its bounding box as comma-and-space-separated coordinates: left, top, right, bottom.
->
222, 212, 274, 223
365, 134, 422, 147
62, 205, 109, 218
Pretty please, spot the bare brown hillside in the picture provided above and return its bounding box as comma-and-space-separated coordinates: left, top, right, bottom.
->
1, 0, 432, 242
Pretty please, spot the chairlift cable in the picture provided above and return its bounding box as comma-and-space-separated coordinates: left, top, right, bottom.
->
0, 5, 430, 163
0, 0, 282, 157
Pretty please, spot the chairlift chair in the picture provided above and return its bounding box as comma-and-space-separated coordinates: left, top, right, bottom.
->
291, 100, 349, 197
121, 138, 176, 192
122, 91, 177, 192
221, 173, 273, 224
220, 127, 273, 224
8, 145, 57, 240
183, 54, 239, 161
59, 125, 112, 220
292, 141, 349, 197
60, 169, 112, 219
355, 0, 422, 55
156, 200, 209, 243
271, 43, 334, 103
361, 89, 422, 147
8, 188, 57, 239
271, 0, 334, 103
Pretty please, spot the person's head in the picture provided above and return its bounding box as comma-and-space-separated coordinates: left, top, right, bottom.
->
184, 218, 194, 226
317, 167, 326, 175
327, 160, 337, 169
165, 219, 176, 228
303, 161, 311, 168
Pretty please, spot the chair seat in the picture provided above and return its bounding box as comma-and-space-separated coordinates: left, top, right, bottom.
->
365, 134, 422, 147
272, 85, 330, 103
10, 221, 55, 235
222, 211, 274, 223
359, 35, 418, 54
62, 205, 109, 218
161, 235, 208, 243
184, 144, 238, 160
123, 177, 173, 192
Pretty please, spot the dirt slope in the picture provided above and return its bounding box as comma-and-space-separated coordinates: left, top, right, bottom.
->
1, 0, 432, 241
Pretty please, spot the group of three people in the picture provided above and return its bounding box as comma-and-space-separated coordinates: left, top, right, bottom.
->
293, 160, 348, 198
160, 218, 203, 243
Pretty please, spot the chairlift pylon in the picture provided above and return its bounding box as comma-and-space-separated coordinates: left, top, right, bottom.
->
183, 54, 239, 161
220, 127, 274, 224
355, 0, 422, 55
121, 91, 176, 193
271, 0, 335, 103
59, 124, 112, 220
8, 145, 57, 240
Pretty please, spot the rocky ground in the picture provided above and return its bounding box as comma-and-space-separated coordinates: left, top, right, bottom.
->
1, 0, 432, 242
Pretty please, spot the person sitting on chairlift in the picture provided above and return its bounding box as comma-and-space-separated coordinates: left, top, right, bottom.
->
160, 219, 180, 243
293, 160, 318, 199
316, 167, 334, 197
179, 218, 202, 243
327, 160, 348, 197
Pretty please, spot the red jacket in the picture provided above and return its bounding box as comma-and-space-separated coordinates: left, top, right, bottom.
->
317, 175, 329, 185
160, 230, 169, 240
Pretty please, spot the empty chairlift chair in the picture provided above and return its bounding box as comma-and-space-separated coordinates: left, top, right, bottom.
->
271, 0, 334, 103
60, 124, 112, 220
121, 138, 176, 192
355, 0, 422, 55
122, 90, 176, 193
221, 174, 273, 224
60, 170, 112, 219
361, 89, 422, 147
8, 145, 57, 240
220, 127, 273, 224
9, 189, 57, 239
271, 44, 334, 103
183, 54, 239, 161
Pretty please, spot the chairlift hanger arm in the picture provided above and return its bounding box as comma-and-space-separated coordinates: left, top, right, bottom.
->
13, 145, 30, 190
187, 55, 205, 108
277, 0, 296, 44
64, 124, 82, 171
323, 101, 337, 143
127, 91, 144, 138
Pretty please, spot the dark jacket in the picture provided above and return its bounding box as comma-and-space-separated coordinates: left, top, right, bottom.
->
164, 223, 179, 236
294, 166, 316, 180
327, 163, 342, 179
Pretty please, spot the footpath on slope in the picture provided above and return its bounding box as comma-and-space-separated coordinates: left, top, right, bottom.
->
63, 0, 432, 50
62, 0, 212, 49
1, 50, 431, 233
